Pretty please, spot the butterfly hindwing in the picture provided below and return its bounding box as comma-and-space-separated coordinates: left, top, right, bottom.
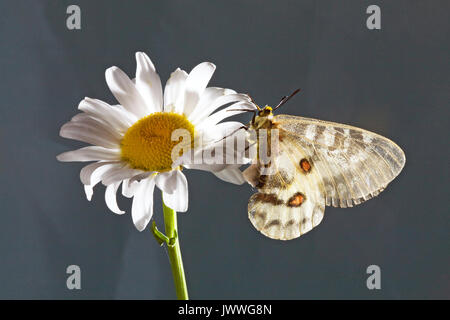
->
246, 140, 325, 240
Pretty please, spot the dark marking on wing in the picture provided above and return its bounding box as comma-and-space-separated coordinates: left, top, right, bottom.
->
350, 130, 364, 140
285, 219, 296, 227
253, 193, 284, 205
256, 170, 293, 190
255, 174, 268, 188
264, 219, 281, 229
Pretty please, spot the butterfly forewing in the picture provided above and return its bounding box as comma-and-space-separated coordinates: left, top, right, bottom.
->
275, 114, 405, 208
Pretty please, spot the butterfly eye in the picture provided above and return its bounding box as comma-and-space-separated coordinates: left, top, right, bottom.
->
258, 108, 272, 117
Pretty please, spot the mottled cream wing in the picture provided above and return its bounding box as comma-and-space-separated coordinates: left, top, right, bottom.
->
275, 114, 406, 208
246, 141, 326, 240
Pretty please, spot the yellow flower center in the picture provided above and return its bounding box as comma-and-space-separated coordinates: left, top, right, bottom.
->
121, 112, 195, 172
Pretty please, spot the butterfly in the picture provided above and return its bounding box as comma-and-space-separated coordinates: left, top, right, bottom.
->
241, 89, 406, 240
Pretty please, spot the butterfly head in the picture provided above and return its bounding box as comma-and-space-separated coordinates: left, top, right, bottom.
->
251, 105, 274, 129
247, 89, 301, 129
258, 105, 273, 117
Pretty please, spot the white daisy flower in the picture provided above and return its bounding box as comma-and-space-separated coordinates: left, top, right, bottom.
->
57, 52, 254, 231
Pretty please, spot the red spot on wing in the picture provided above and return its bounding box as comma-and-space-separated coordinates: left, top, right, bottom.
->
300, 159, 311, 173
288, 192, 305, 207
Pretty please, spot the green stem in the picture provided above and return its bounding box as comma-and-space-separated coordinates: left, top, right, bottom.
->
162, 199, 189, 300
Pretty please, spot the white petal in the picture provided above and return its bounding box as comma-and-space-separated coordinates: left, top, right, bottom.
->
90, 163, 123, 186
60, 118, 120, 149
105, 181, 125, 214
183, 62, 216, 117
82, 163, 123, 200
84, 185, 94, 201
183, 163, 228, 172
101, 166, 141, 186
188, 87, 237, 122
171, 122, 243, 170
57, 146, 120, 162
162, 170, 188, 212
105, 66, 148, 118
196, 101, 256, 130
164, 68, 188, 113
80, 162, 122, 201
80, 161, 117, 185
189, 93, 248, 124
213, 166, 245, 185
155, 171, 178, 194
122, 179, 139, 198
195, 87, 236, 112
131, 177, 156, 231
129, 172, 153, 183
200, 122, 250, 166
198, 121, 244, 142
135, 52, 163, 113
78, 98, 136, 131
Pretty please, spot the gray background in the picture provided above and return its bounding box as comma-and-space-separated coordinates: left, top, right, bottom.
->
0, 0, 448, 299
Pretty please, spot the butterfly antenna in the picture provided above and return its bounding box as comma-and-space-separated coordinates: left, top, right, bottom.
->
273, 88, 301, 111
226, 108, 256, 112
213, 124, 249, 144
248, 93, 261, 110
